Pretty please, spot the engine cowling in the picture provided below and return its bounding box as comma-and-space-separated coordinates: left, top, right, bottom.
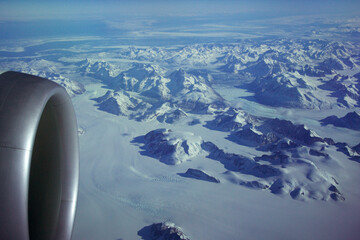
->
0, 71, 79, 240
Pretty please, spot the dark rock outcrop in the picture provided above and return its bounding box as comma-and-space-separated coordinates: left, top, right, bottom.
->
320, 111, 360, 131
179, 168, 220, 183
138, 222, 190, 240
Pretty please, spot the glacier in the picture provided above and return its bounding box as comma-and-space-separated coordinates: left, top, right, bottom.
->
0, 30, 360, 240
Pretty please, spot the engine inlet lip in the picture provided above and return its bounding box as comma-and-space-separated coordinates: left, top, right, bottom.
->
0, 71, 79, 240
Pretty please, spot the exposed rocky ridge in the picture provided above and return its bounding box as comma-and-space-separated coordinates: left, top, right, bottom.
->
93, 90, 150, 116
138, 222, 190, 240
80, 59, 117, 79
219, 39, 360, 109
335, 142, 360, 161
1, 59, 85, 97
319, 75, 360, 107
134, 123, 346, 201
106, 63, 170, 100
92, 63, 228, 120
44, 72, 85, 97
201, 140, 343, 201
246, 73, 327, 108
140, 129, 203, 165
221, 40, 357, 77
168, 69, 227, 113
180, 168, 220, 183
202, 141, 281, 178
205, 108, 259, 132
207, 109, 333, 148
133, 102, 187, 123
2, 39, 359, 110
155, 107, 188, 124
94, 93, 189, 122
320, 111, 360, 130
74, 39, 360, 110
353, 143, 360, 153
203, 109, 353, 201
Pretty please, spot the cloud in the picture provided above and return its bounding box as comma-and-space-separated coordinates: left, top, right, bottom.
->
0, 46, 25, 52
129, 30, 259, 39
105, 19, 158, 31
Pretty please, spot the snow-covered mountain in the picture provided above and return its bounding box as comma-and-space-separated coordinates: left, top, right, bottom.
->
93, 90, 150, 116
321, 111, 360, 130
49, 74, 85, 97
230, 118, 334, 148
201, 141, 281, 178
180, 168, 220, 183
217, 39, 360, 109
0, 59, 85, 96
134, 102, 188, 123
138, 222, 190, 240
201, 139, 344, 201
246, 73, 329, 108
80, 59, 117, 80
220, 40, 357, 76
65, 38, 360, 110
139, 129, 203, 165
206, 108, 333, 147
205, 107, 259, 132
199, 107, 357, 200
133, 102, 188, 123
92, 63, 227, 119
319, 74, 360, 108
134, 124, 347, 201
1, 35, 360, 240
105, 63, 170, 100
167, 69, 227, 113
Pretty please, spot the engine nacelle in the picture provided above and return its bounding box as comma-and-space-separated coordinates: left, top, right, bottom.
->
0, 71, 79, 240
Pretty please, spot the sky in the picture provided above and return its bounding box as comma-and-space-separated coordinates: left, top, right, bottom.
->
0, 0, 359, 21
0, 0, 359, 41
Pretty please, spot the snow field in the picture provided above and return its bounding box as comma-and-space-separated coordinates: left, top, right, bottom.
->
72, 83, 360, 240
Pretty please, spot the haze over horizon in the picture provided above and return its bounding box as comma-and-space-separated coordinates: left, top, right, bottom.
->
0, 0, 358, 20
0, 0, 359, 42
1, 1, 360, 240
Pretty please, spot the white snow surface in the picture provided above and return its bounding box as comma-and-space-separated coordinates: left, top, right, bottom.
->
71, 83, 360, 240
0, 38, 360, 240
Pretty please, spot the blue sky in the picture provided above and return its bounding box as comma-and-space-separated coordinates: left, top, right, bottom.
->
0, 0, 359, 41
0, 0, 359, 21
